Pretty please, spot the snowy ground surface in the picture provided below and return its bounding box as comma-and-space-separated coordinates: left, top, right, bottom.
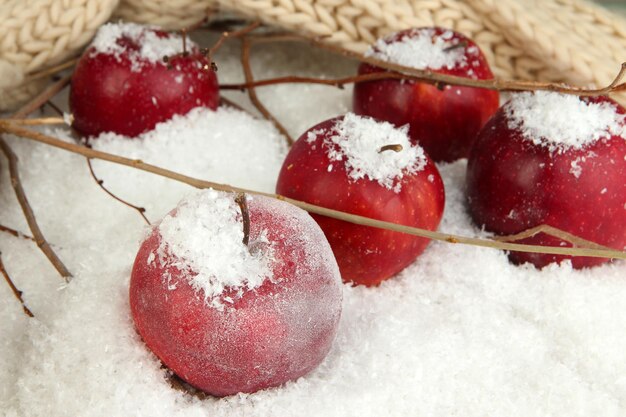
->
2, 33, 626, 417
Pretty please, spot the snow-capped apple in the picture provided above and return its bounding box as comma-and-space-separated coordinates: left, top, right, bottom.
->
353, 27, 499, 162
466, 91, 626, 268
70, 22, 219, 138
130, 190, 342, 397
276, 113, 445, 286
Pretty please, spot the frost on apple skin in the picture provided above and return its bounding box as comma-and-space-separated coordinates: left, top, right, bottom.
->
129, 190, 343, 397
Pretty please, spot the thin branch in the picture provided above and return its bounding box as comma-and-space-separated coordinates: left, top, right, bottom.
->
206, 21, 261, 63
13, 75, 72, 118
240, 38, 294, 146
226, 33, 626, 97
220, 71, 403, 90
86, 158, 150, 225
0, 138, 72, 281
24, 58, 79, 83
219, 96, 247, 112
493, 224, 611, 250
0, 252, 34, 317
9, 117, 66, 126
4, 122, 625, 261
0, 78, 75, 281
45, 100, 65, 117
45, 98, 150, 225
221, 68, 626, 96
0, 224, 35, 241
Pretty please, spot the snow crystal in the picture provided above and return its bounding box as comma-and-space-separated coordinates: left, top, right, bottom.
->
156, 191, 273, 307
90, 22, 191, 72
365, 28, 467, 70
91, 106, 287, 196
505, 91, 626, 152
317, 113, 427, 192
62, 112, 73, 126
2, 31, 626, 417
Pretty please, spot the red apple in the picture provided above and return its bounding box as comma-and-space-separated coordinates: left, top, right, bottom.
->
353, 27, 499, 162
276, 113, 445, 286
466, 92, 626, 268
130, 190, 342, 397
70, 22, 219, 138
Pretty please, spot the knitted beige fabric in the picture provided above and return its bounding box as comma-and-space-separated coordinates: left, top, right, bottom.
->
1, 0, 625, 111
0, 0, 122, 110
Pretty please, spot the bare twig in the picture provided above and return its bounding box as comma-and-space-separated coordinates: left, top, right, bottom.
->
219, 96, 248, 112
224, 33, 626, 97
86, 158, 150, 225
0, 252, 34, 317
45, 100, 65, 117
24, 58, 79, 83
493, 224, 611, 250
13, 75, 72, 118
4, 122, 625, 261
241, 38, 294, 146
0, 138, 72, 281
9, 117, 66, 126
0, 77, 75, 281
221, 66, 626, 96
206, 21, 261, 63
220, 71, 407, 91
0, 224, 35, 241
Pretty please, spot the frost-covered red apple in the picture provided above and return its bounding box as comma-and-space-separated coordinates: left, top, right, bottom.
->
353, 27, 499, 162
70, 22, 219, 138
467, 92, 626, 268
276, 113, 445, 286
130, 190, 342, 397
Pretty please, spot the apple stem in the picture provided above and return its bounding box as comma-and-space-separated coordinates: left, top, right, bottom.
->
443, 41, 468, 53
378, 144, 403, 153
181, 28, 189, 56
235, 193, 251, 248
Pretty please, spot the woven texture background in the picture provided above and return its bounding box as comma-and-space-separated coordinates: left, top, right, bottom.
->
1, 0, 625, 111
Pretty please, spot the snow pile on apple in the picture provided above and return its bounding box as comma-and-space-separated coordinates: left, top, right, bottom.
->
2, 21, 626, 417
131, 190, 342, 396
467, 92, 626, 268
354, 27, 500, 162
277, 113, 444, 286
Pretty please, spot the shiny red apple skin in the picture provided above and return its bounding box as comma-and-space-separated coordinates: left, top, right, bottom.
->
130, 197, 342, 397
466, 97, 626, 268
276, 117, 445, 286
70, 33, 219, 138
353, 27, 500, 162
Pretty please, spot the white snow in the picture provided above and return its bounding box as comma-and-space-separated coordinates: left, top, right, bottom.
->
90, 22, 192, 71
505, 91, 626, 152
316, 113, 426, 192
156, 190, 273, 308
365, 28, 470, 70
1, 31, 626, 417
